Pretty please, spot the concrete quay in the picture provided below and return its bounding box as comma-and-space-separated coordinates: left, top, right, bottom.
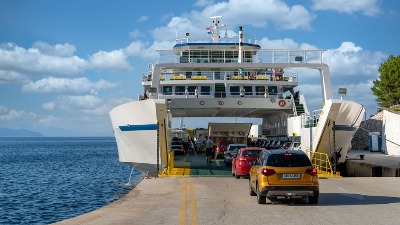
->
346, 150, 400, 177
53, 176, 400, 225
52, 152, 400, 225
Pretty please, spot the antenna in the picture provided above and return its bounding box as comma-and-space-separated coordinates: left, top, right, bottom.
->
209, 16, 225, 43
209, 15, 223, 19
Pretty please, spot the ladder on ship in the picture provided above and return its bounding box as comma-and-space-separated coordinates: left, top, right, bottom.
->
296, 103, 305, 115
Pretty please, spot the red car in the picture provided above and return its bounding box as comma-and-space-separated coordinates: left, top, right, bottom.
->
214, 142, 228, 159
232, 147, 264, 179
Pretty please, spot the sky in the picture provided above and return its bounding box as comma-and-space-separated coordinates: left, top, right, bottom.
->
0, 0, 399, 137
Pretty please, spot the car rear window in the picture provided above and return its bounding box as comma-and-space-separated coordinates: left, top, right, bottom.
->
228, 145, 246, 152
242, 150, 261, 157
265, 154, 312, 167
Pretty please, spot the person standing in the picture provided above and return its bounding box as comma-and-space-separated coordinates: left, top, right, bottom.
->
205, 137, 213, 163
195, 87, 198, 98
240, 86, 244, 98
189, 140, 195, 155
185, 88, 189, 98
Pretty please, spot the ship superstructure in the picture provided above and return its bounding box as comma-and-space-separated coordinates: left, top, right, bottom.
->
110, 16, 364, 174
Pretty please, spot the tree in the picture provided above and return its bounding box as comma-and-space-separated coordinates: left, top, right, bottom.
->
371, 55, 400, 108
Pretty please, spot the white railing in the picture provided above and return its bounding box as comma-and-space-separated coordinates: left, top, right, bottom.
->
157, 49, 325, 64
157, 92, 287, 99
143, 70, 299, 82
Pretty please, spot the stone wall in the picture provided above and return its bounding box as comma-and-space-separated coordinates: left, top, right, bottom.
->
351, 111, 383, 150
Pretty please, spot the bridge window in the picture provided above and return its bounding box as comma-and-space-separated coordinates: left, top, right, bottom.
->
268, 86, 278, 96
162, 86, 172, 95
243, 86, 252, 95
230, 86, 240, 95
201, 86, 211, 95
255, 86, 265, 95
188, 86, 197, 95
175, 86, 185, 95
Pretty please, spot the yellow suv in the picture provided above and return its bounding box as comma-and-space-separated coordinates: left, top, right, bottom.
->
249, 149, 319, 204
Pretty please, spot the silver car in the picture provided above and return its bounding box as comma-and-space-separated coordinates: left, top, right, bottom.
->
224, 144, 247, 166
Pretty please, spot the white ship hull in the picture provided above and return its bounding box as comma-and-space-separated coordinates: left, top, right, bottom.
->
109, 99, 168, 173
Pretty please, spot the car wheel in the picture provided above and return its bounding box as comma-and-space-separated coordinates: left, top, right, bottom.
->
249, 179, 256, 196
256, 184, 266, 204
235, 171, 240, 179
308, 195, 319, 204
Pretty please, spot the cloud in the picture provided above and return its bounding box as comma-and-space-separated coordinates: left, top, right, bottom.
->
324, 42, 386, 82
129, 29, 145, 39
312, 0, 381, 16
125, 41, 156, 58
149, 0, 315, 45
0, 70, 29, 84
137, 16, 149, 23
42, 102, 56, 110
195, 0, 214, 7
38, 115, 58, 126
194, 0, 315, 30
152, 17, 194, 42
0, 105, 37, 122
89, 49, 132, 71
32, 41, 76, 57
22, 77, 118, 94
58, 95, 103, 109
258, 37, 318, 49
0, 42, 89, 78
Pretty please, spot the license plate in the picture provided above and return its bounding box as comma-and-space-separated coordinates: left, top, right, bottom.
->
281, 174, 300, 179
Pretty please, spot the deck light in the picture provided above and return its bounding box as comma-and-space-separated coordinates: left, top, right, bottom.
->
338, 88, 347, 100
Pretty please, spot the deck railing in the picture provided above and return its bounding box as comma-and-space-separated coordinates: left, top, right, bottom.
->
156, 92, 287, 99
157, 49, 325, 64
142, 70, 299, 82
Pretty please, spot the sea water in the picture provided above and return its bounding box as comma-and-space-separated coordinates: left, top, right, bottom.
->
0, 137, 143, 225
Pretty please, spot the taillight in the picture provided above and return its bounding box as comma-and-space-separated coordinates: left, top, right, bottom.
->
305, 168, 318, 176
261, 168, 276, 176
226, 153, 231, 157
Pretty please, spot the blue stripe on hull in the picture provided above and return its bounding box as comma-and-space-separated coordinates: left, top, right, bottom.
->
119, 124, 158, 131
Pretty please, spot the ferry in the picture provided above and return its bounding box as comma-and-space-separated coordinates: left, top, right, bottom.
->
109, 16, 365, 175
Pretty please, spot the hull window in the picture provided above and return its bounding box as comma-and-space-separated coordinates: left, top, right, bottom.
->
163, 86, 172, 95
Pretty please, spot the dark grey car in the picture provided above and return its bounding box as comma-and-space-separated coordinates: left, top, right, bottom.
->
223, 144, 246, 166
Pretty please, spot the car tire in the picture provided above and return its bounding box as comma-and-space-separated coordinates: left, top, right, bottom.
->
249, 180, 256, 196
256, 185, 266, 204
235, 171, 240, 179
308, 195, 319, 204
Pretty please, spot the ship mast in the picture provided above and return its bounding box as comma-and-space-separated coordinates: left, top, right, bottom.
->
238, 26, 243, 63
209, 16, 224, 43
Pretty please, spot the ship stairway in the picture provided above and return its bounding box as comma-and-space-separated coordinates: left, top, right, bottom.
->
214, 83, 226, 98
295, 104, 305, 116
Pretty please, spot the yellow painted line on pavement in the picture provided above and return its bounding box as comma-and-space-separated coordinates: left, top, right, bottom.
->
189, 178, 198, 225
180, 178, 199, 225
180, 178, 187, 225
